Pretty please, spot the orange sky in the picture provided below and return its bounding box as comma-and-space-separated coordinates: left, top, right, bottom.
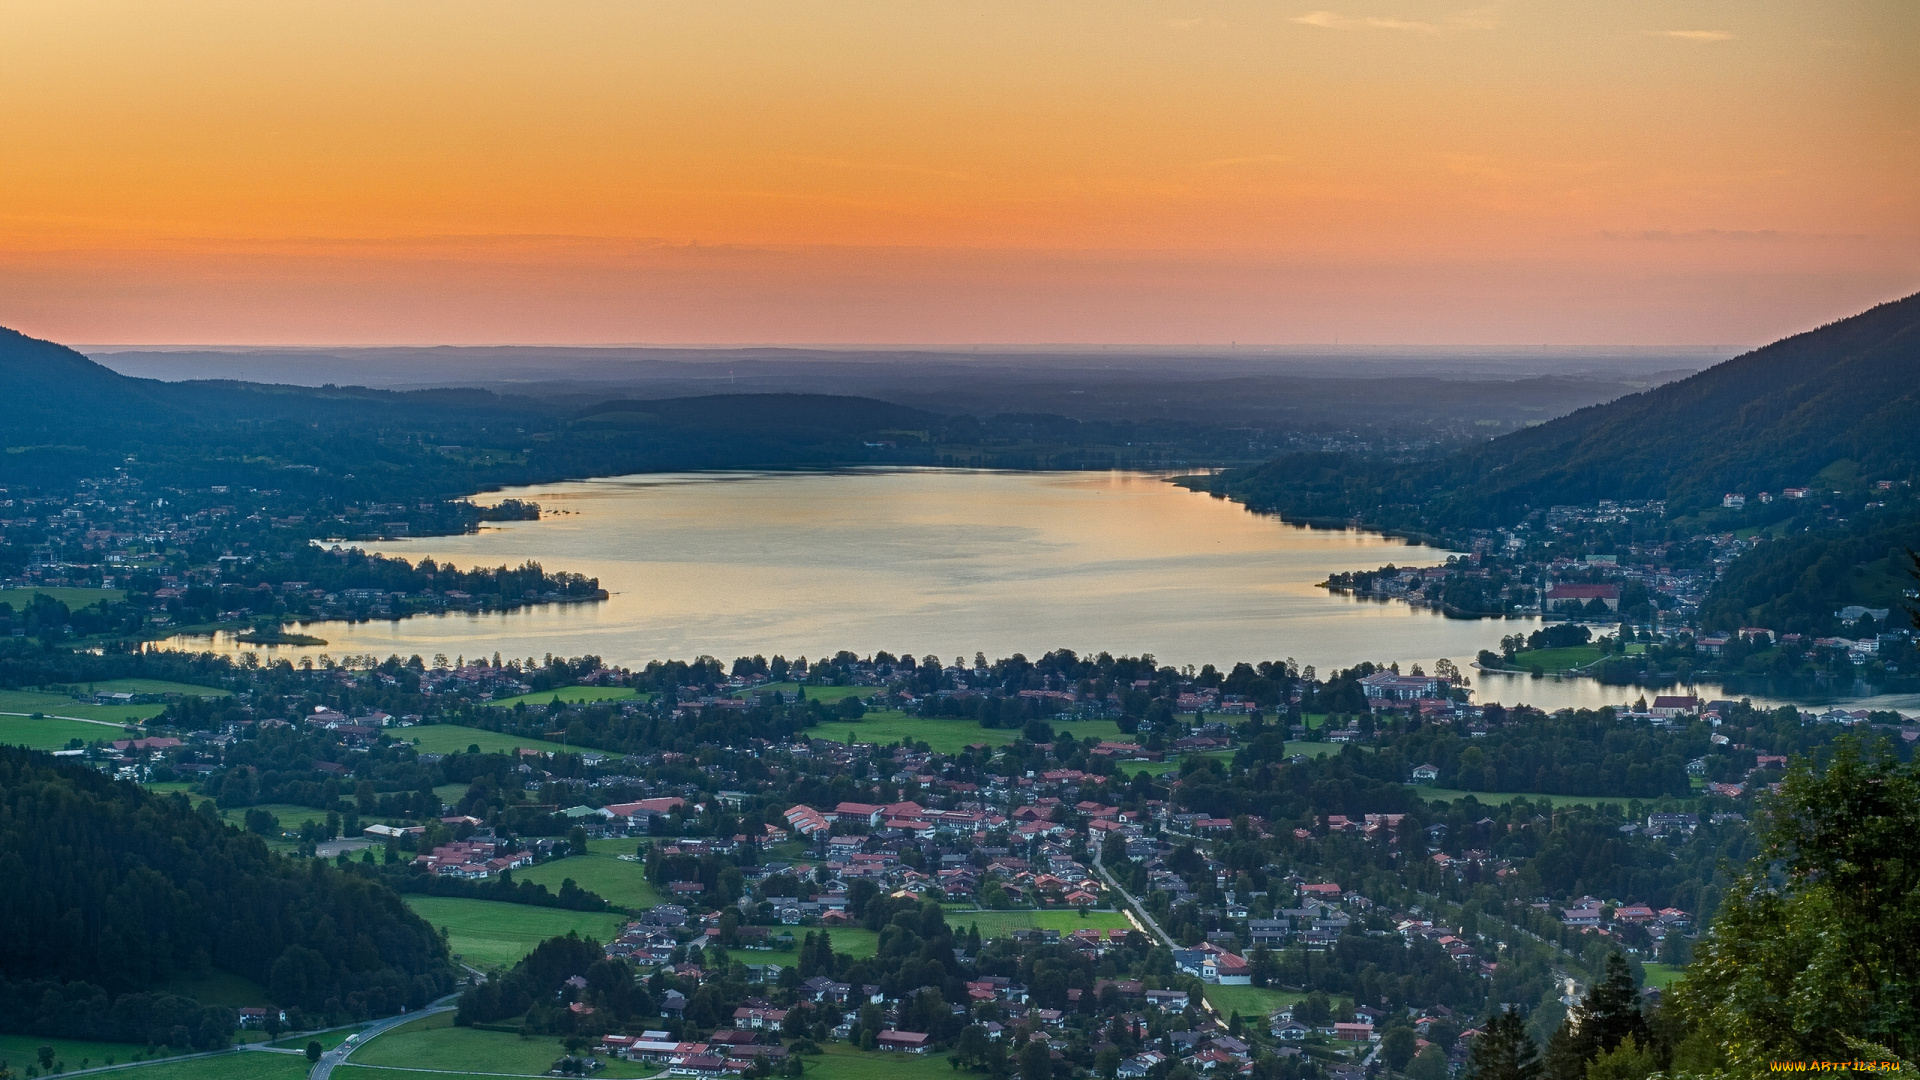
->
2, 1, 1915, 345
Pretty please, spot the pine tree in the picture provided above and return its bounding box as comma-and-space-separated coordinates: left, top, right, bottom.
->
1543, 1017, 1586, 1080
1581, 953, 1647, 1057
1466, 1007, 1542, 1080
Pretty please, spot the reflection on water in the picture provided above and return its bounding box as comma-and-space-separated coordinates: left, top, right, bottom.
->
154, 469, 1845, 711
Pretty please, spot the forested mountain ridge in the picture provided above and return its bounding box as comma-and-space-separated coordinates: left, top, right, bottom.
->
0, 747, 454, 1044
1218, 291, 1920, 531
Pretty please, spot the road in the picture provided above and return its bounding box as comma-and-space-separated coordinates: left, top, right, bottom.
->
311, 998, 459, 1080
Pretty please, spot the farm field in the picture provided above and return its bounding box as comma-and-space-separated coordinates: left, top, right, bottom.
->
486, 685, 647, 709
346, 1011, 658, 1077
404, 723, 558, 756
215, 802, 332, 832
402, 896, 627, 970
0, 712, 134, 749
268, 1025, 371, 1053
0, 586, 124, 610
947, 909, 1135, 938
513, 851, 668, 910
0, 1033, 147, 1072
1409, 785, 1648, 809
1202, 984, 1307, 1019
804, 1040, 957, 1080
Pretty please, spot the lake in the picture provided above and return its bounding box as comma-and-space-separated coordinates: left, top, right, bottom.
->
163, 469, 1761, 712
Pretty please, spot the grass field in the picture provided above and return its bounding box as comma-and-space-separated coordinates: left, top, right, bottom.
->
346, 1011, 657, 1077
513, 851, 668, 910
0, 1032, 147, 1072
1410, 785, 1646, 809
1641, 962, 1686, 989
0, 586, 124, 611
215, 802, 331, 833
816, 710, 1136, 754
738, 682, 870, 703
402, 896, 628, 970
34, 1049, 316, 1080
1508, 646, 1603, 672
803, 1040, 958, 1080
485, 686, 646, 709
0, 687, 164, 725
948, 909, 1135, 939
1203, 984, 1307, 1019
404, 724, 559, 756
0, 713, 135, 750
754, 927, 880, 965
269, 1025, 371, 1053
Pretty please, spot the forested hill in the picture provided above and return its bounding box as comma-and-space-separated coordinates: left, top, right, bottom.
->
0, 747, 453, 1045
1218, 291, 1920, 532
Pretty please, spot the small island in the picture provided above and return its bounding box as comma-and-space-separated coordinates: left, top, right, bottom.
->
234, 628, 329, 646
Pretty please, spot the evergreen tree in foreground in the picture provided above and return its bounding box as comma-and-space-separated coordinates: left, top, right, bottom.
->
1466, 1007, 1541, 1080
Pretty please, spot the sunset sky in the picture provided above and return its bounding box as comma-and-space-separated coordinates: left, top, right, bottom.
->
2, 1, 1915, 346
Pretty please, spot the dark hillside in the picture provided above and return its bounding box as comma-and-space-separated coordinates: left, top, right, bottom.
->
1221, 291, 1920, 531
0, 747, 453, 1043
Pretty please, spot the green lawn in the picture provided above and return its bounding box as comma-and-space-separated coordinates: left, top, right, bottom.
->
804, 1040, 957, 1080
345, 1011, 657, 1077
404, 724, 559, 756
741, 927, 881, 967
434, 782, 472, 807
949, 909, 1135, 938
1410, 785, 1646, 809
215, 802, 332, 833
0, 712, 138, 750
0, 586, 124, 611
738, 682, 871, 703
402, 896, 628, 970
1641, 962, 1686, 989
0, 1032, 147, 1072
817, 710, 1136, 755
0, 688, 163, 725
485, 686, 646, 709
1508, 645, 1603, 672
1203, 984, 1307, 1019
513, 852, 668, 910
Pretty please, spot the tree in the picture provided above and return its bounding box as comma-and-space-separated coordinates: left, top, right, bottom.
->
1580, 953, 1647, 1057
1408, 1046, 1451, 1080
306, 1041, 323, 1064
1382, 1026, 1418, 1071
36, 1048, 54, 1072
1583, 1038, 1656, 1080
1018, 1036, 1051, 1080
1676, 737, 1920, 1067
1465, 1008, 1540, 1080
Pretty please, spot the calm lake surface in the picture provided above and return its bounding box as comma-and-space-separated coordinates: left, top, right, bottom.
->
168, 469, 1778, 712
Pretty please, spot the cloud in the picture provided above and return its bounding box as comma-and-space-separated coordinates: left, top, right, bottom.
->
1654, 29, 1733, 42
1292, 11, 1438, 33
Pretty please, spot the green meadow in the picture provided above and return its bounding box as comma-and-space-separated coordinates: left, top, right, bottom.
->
0, 1033, 148, 1073
1641, 962, 1686, 989
404, 723, 559, 756
949, 909, 1135, 938
1203, 984, 1308, 1019
0, 586, 125, 610
818, 710, 1135, 754
1410, 785, 1647, 809
802, 1041, 958, 1080
512, 850, 668, 910
0, 712, 133, 750
485, 685, 647, 709
401, 896, 627, 970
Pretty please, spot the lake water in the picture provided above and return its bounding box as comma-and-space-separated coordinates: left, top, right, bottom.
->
163, 469, 1785, 712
